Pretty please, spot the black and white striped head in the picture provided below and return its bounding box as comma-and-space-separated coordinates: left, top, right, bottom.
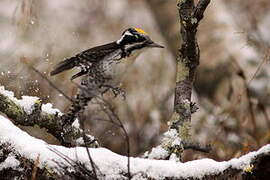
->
117, 27, 164, 49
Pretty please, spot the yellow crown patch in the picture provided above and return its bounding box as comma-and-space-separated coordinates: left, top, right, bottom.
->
134, 28, 148, 35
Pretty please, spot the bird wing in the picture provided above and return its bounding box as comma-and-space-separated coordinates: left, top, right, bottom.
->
50, 42, 120, 77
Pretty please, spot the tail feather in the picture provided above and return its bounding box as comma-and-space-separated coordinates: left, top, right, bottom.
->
71, 70, 88, 80
50, 57, 78, 76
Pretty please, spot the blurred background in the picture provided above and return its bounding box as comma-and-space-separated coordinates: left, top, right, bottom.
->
0, 0, 269, 161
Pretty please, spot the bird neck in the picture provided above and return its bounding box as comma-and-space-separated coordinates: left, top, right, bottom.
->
125, 48, 145, 65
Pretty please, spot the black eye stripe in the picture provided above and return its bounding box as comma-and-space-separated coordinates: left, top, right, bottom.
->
125, 35, 137, 42
118, 35, 134, 45
120, 34, 146, 45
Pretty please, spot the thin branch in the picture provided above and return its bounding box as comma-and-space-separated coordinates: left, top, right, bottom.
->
246, 50, 269, 86
193, 0, 211, 24
79, 113, 99, 180
182, 141, 211, 153
73, 82, 131, 179
96, 98, 131, 179
31, 154, 40, 180
22, 59, 73, 102
219, 52, 269, 131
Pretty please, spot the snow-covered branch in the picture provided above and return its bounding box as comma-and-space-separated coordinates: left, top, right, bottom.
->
0, 86, 98, 148
0, 114, 269, 179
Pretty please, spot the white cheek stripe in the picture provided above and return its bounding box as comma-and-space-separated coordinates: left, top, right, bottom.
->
116, 31, 133, 44
124, 31, 133, 36
116, 37, 123, 44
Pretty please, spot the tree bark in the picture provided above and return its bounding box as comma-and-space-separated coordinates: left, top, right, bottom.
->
146, 0, 211, 160
171, 0, 211, 149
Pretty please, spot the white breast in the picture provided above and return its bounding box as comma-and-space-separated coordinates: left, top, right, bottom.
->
102, 49, 144, 85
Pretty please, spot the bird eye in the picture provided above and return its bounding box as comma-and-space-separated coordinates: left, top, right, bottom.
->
126, 35, 137, 42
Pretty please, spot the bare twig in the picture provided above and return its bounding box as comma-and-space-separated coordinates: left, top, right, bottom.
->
95, 98, 131, 179
193, 0, 211, 23
22, 58, 72, 102
73, 82, 131, 179
246, 51, 269, 86
218, 51, 269, 141
31, 154, 40, 180
79, 113, 99, 180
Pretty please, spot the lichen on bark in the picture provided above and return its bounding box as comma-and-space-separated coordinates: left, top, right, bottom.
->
147, 0, 211, 160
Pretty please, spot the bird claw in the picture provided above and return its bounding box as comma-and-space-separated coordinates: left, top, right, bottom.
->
111, 87, 126, 99
101, 85, 126, 99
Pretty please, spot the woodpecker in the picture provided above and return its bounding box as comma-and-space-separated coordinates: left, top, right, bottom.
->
51, 27, 164, 124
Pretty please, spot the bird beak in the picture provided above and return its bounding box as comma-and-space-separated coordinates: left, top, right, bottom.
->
147, 41, 164, 48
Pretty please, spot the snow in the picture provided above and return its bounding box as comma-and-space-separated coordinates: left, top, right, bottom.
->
169, 153, 180, 162
72, 118, 80, 129
147, 129, 184, 160
0, 155, 20, 171
0, 86, 39, 115
163, 129, 178, 139
75, 137, 84, 145
163, 129, 183, 148
1, 115, 269, 179
0, 86, 65, 116
41, 103, 63, 115
18, 96, 40, 115
172, 137, 181, 146
0, 86, 15, 99
147, 146, 169, 160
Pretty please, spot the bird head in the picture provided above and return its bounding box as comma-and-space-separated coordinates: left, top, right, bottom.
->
116, 27, 164, 50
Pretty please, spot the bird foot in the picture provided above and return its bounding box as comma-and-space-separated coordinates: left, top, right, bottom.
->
101, 85, 126, 99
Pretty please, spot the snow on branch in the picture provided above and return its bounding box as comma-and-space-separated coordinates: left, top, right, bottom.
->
0, 86, 98, 148
0, 114, 269, 179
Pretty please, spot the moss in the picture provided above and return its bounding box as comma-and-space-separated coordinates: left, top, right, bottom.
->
182, 20, 187, 27
169, 111, 192, 141
176, 58, 189, 82
35, 98, 41, 103
178, 121, 191, 141
177, 0, 187, 4
41, 113, 57, 125
244, 164, 254, 173
182, 99, 190, 109
0, 95, 25, 120
170, 111, 180, 125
